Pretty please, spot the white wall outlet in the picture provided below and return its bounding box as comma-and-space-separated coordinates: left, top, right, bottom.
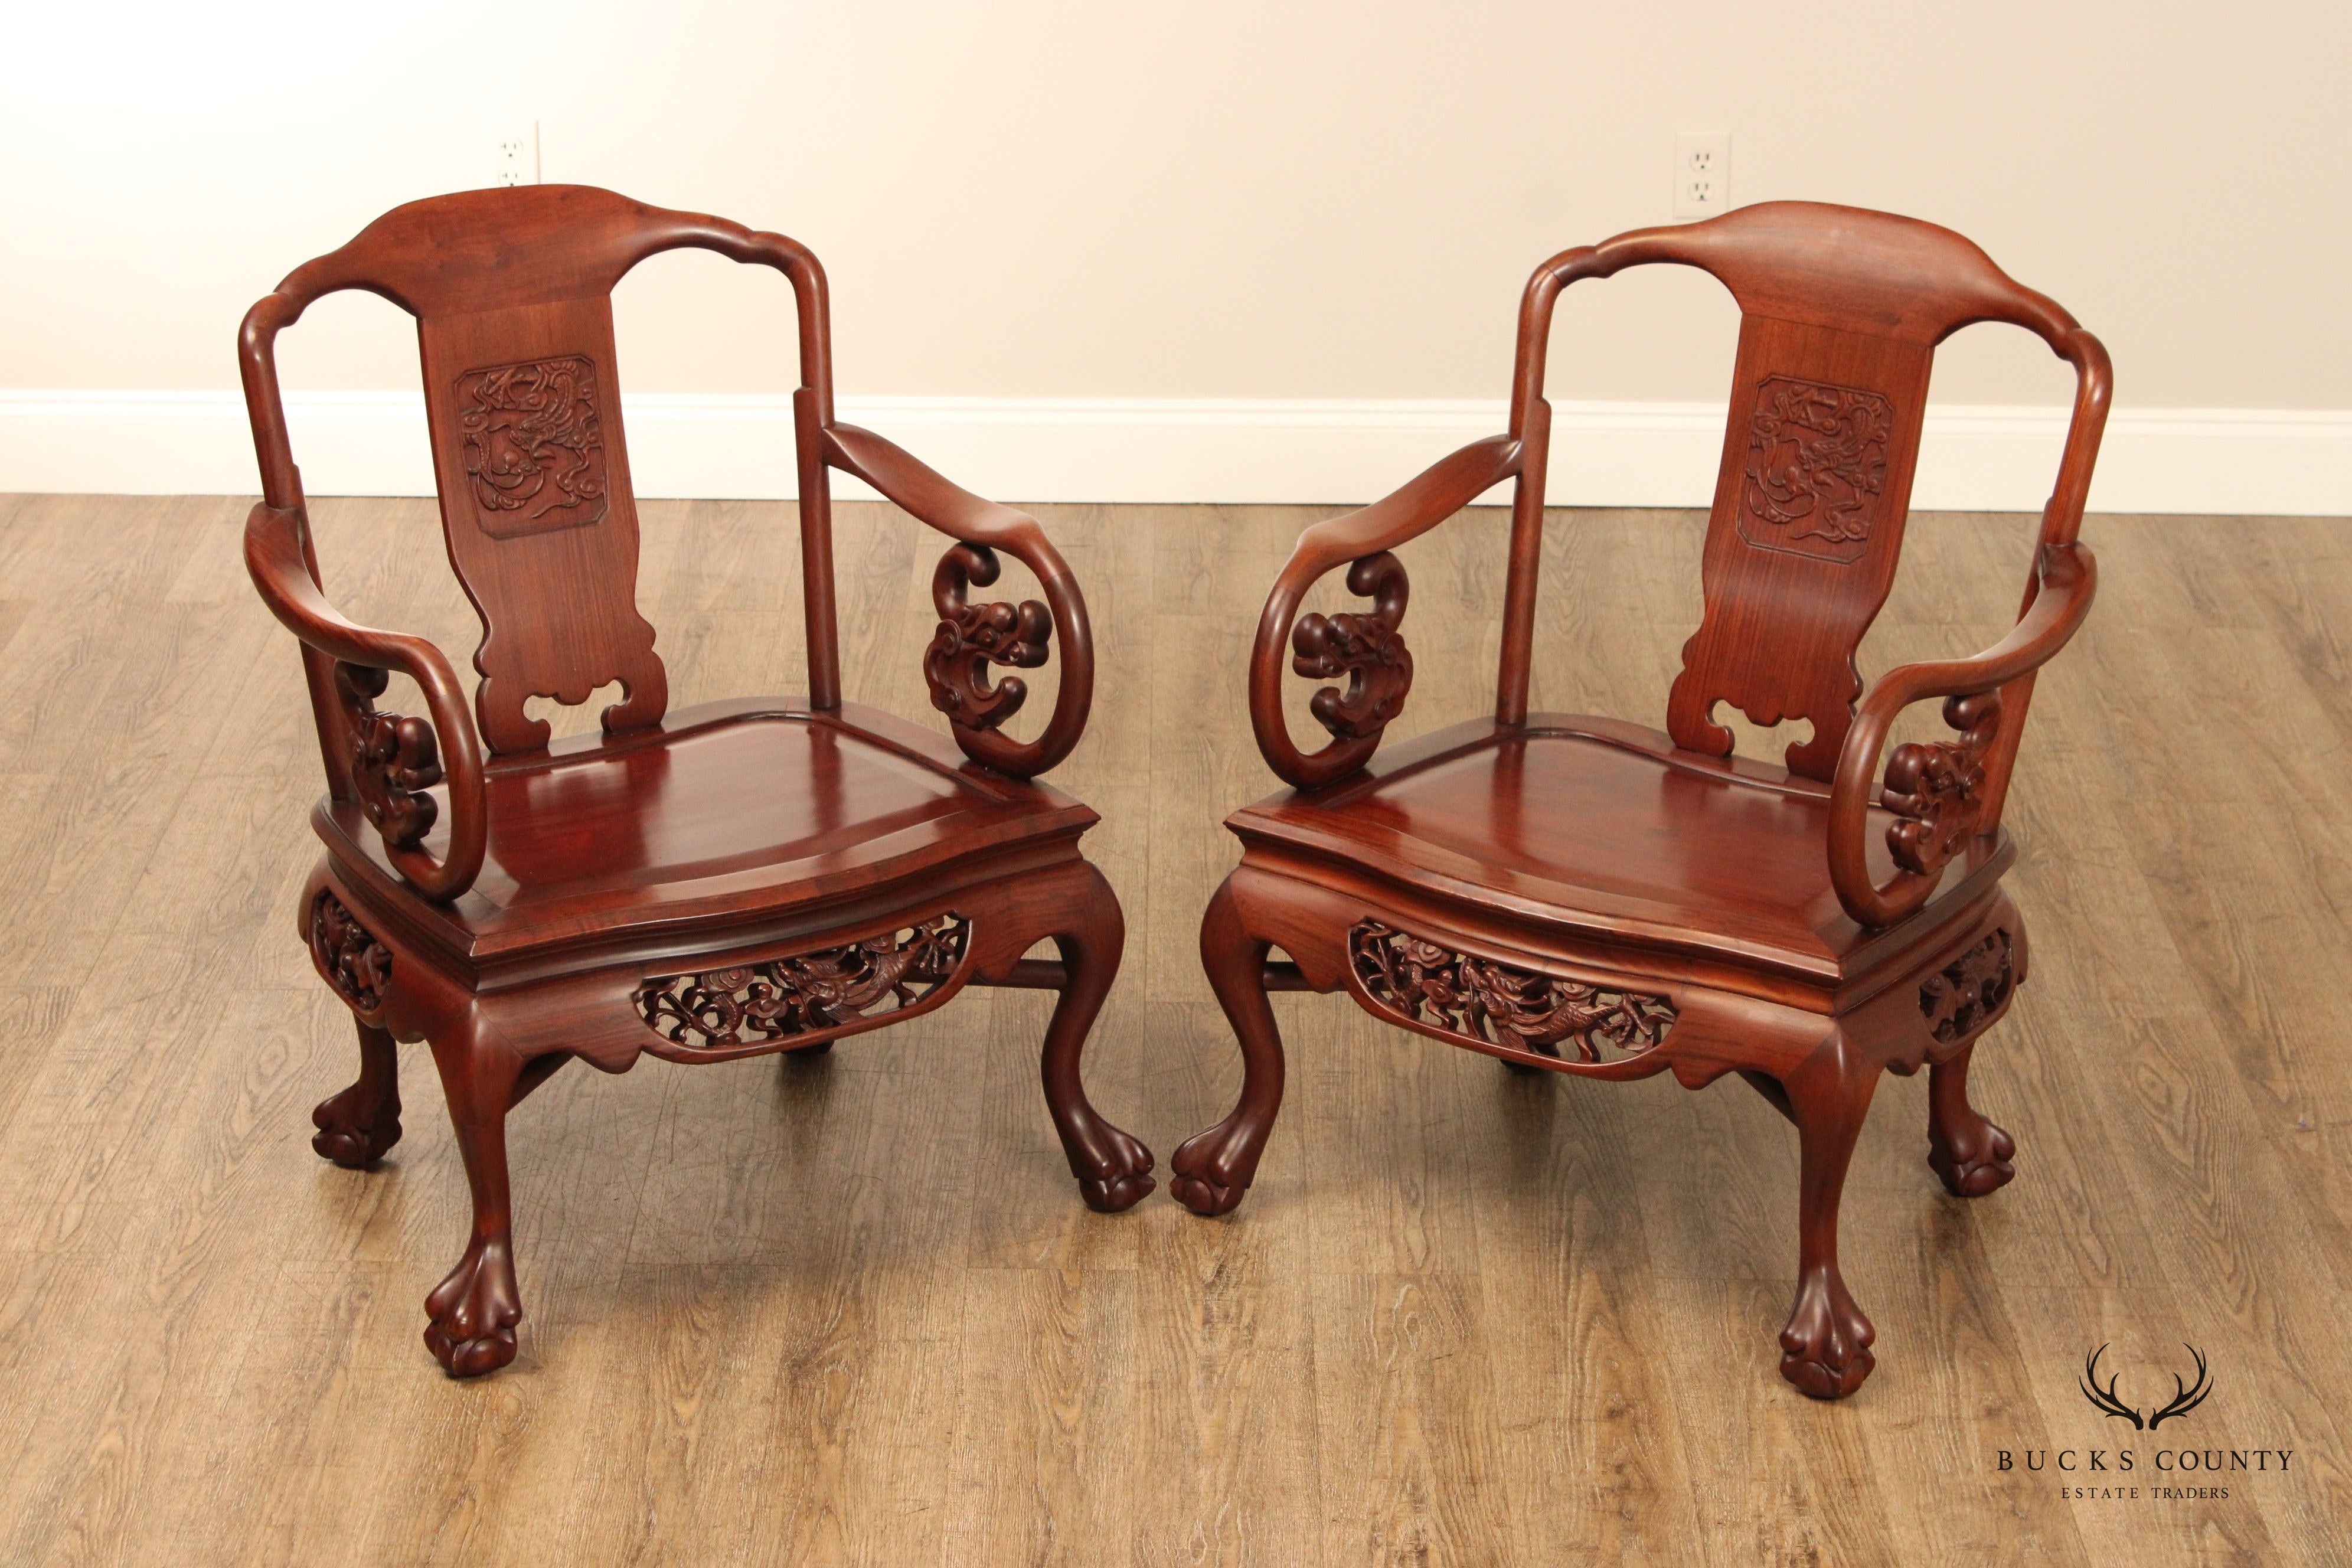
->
492, 122, 540, 188
1673, 130, 1731, 218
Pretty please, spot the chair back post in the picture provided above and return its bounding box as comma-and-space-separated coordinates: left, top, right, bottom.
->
239, 290, 359, 799
1971, 325, 2111, 828
1494, 239, 1649, 727
1494, 263, 1564, 726
624, 217, 842, 711
772, 242, 842, 711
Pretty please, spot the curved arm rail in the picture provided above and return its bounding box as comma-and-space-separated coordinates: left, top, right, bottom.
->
1251, 435, 1523, 789
823, 423, 1093, 778
245, 502, 489, 900
1827, 543, 2097, 926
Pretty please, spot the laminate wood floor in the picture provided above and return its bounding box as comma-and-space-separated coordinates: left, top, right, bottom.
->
0, 491, 2345, 1567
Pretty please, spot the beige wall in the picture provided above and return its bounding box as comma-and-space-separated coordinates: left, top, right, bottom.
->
5, 1, 2347, 415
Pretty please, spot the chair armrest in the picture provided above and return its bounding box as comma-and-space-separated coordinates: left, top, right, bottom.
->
1827, 541, 2097, 927
1251, 435, 1523, 788
823, 423, 1092, 778
244, 502, 489, 900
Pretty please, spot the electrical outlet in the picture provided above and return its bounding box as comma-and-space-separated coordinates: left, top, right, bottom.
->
492, 122, 540, 188
1673, 131, 1731, 218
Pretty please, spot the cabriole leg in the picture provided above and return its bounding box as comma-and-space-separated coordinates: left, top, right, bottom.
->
1776, 1040, 1881, 1399
1926, 1040, 2017, 1197
1171, 875, 1286, 1217
422, 1027, 528, 1378
1040, 866, 1155, 1212
312, 1018, 402, 1169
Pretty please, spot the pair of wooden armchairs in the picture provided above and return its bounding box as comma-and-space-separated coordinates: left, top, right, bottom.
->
242, 187, 2103, 1397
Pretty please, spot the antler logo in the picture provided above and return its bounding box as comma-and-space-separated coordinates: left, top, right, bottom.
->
2078, 1343, 2213, 1430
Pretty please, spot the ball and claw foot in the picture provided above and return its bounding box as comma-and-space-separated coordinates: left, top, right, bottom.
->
423, 1239, 521, 1378
1169, 1128, 1255, 1217
1778, 1266, 1877, 1399
1928, 1113, 2017, 1198
1076, 1126, 1157, 1213
312, 1083, 401, 1169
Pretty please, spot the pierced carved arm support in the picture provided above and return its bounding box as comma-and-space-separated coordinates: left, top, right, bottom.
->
926, 543, 1052, 734
244, 501, 489, 900
335, 663, 446, 849
1252, 435, 1521, 789
1293, 553, 1413, 746
1827, 542, 2096, 927
823, 423, 1092, 778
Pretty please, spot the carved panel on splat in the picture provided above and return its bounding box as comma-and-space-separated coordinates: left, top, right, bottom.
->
1736, 377, 1894, 565
1666, 316, 1932, 781
454, 357, 609, 538
419, 298, 667, 754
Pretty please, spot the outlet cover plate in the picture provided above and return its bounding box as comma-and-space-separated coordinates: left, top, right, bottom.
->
493, 122, 540, 188
1674, 130, 1731, 218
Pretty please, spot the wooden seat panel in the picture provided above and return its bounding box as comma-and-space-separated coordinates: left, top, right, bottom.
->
318, 699, 1095, 964
1229, 717, 2005, 984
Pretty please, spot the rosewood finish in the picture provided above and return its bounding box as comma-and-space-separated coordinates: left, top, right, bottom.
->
1175, 202, 2109, 1398
241, 185, 1149, 1377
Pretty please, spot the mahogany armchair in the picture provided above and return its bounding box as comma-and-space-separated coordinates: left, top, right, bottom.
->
240, 185, 1151, 1377
1172, 202, 2108, 1398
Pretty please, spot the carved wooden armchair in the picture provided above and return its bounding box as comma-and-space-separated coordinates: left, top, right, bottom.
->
1172, 202, 2108, 1398
240, 185, 1152, 1377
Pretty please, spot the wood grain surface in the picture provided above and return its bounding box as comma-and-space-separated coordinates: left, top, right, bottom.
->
0, 490, 2344, 1565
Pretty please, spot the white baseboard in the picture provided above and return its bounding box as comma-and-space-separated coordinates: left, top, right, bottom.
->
2, 389, 2347, 515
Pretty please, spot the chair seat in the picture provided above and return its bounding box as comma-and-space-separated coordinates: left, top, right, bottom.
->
319, 698, 1097, 968
1227, 715, 2010, 989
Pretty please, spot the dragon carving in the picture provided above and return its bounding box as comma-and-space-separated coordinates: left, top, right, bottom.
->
1739, 376, 1896, 561
1883, 691, 2004, 878
1350, 922, 1675, 1063
1293, 551, 1413, 742
924, 544, 1051, 733
636, 916, 969, 1054
1920, 928, 2014, 1044
310, 890, 393, 1014
334, 662, 443, 850
454, 356, 609, 534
